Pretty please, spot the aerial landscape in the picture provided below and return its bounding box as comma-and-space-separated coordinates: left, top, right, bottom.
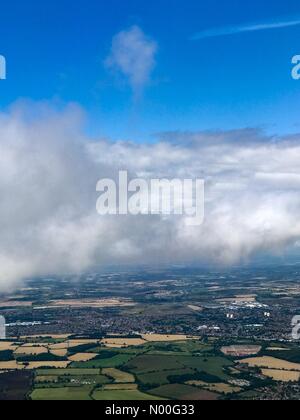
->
1, 0, 300, 404
1, 264, 300, 400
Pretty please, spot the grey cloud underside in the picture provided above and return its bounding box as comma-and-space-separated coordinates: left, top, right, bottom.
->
1, 103, 300, 291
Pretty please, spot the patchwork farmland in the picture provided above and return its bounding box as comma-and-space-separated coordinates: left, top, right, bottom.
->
1, 332, 300, 400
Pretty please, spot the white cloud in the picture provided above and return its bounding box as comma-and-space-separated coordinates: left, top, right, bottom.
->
105, 26, 157, 98
191, 17, 300, 40
2, 104, 300, 291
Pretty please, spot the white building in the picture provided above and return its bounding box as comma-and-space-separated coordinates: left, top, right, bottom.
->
0, 316, 6, 339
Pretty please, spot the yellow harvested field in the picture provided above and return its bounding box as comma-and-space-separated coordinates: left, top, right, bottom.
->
49, 299, 135, 308
102, 368, 135, 383
0, 342, 19, 351
238, 356, 300, 371
20, 334, 71, 340
51, 349, 68, 357
25, 361, 70, 369
188, 305, 203, 312
14, 346, 48, 355
68, 353, 97, 362
142, 334, 197, 342
68, 339, 99, 347
186, 381, 241, 395
100, 338, 146, 348
101, 343, 127, 349
3, 360, 69, 370
20, 343, 49, 348
228, 367, 241, 375
262, 369, 300, 382
266, 348, 290, 351
236, 294, 257, 300
49, 342, 69, 350
217, 296, 256, 303
212, 384, 241, 394
102, 384, 138, 391
0, 300, 32, 308
0, 361, 25, 370
186, 380, 206, 386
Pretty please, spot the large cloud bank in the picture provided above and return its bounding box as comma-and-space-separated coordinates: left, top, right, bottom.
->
1, 102, 300, 291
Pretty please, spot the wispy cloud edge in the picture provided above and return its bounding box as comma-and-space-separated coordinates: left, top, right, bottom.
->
191, 17, 300, 41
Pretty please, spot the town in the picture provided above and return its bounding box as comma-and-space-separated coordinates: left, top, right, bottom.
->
1, 264, 300, 400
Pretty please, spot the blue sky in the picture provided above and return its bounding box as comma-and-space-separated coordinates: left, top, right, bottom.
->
1, 0, 300, 141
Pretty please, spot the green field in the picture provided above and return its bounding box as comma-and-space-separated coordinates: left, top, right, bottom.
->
150, 384, 219, 400
30, 386, 93, 400
3, 335, 278, 400
264, 348, 300, 363
177, 356, 233, 381
92, 389, 165, 401
125, 354, 232, 381
137, 368, 196, 387
90, 346, 145, 355
147, 340, 213, 355
29, 343, 235, 399
125, 355, 186, 373
27, 341, 233, 400
71, 354, 133, 369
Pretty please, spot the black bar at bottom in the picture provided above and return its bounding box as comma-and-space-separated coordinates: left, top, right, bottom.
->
95, 401, 226, 417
